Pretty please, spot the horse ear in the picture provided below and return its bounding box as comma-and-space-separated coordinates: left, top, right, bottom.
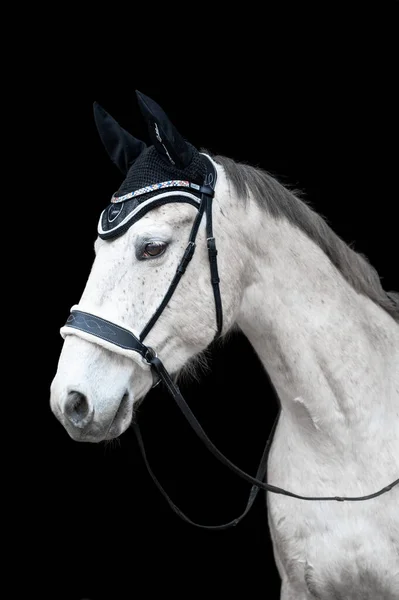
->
136, 91, 193, 169
93, 102, 146, 174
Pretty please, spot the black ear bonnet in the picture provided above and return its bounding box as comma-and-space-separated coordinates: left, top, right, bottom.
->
94, 92, 214, 240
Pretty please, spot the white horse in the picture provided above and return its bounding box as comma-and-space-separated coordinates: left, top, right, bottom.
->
50, 92, 399, 599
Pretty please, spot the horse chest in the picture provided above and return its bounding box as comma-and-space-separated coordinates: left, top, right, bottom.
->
268, 497, 399, 598
267, 418, 399, 598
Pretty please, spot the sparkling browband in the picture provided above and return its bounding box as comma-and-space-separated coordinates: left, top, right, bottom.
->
111, 180, 202, 203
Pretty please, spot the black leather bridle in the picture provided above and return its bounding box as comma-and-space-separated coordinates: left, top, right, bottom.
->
62, 156, 398, 530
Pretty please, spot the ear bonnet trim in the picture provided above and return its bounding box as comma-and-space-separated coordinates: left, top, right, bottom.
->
98, 191, 201, 239
111, 180, 200, 203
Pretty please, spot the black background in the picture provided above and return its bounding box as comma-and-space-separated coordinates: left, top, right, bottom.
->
20, 4, 398, 600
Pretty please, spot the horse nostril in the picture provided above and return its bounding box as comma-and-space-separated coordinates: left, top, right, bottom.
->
65, 391, 93, 427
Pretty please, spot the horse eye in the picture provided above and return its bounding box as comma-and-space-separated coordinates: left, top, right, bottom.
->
142, 241, 167, 259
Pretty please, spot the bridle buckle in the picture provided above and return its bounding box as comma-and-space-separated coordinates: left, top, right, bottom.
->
142, 346, 157, 366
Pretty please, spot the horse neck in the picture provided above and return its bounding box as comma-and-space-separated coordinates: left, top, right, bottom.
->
231, 197, 399, 447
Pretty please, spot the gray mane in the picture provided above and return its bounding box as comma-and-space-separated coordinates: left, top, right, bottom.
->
212, 154, 399, 323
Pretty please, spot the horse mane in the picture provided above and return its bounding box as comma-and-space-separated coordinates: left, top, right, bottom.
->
211, 153, 399, 323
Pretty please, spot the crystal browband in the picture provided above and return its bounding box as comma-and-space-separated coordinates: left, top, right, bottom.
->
111, 180, 203, 203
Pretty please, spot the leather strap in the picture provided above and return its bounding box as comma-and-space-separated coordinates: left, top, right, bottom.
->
139, 198, 207, 342
140, 155, 223, 342
205, 198, 223, 338
129, 355, 399, 533
146, 357, 399, 504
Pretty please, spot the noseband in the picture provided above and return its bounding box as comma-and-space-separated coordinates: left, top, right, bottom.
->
61, 155, 398, 530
